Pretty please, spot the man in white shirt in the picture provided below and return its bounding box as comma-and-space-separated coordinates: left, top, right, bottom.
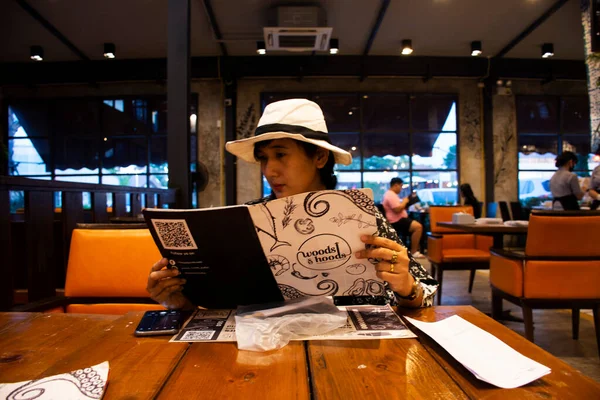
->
382, 178, 425, 258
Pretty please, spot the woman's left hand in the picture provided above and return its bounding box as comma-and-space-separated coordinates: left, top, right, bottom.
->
354, 235, 415, 297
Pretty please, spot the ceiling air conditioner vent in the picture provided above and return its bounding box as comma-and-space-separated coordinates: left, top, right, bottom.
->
264, 6, 331, 52
264, 27, 332, 52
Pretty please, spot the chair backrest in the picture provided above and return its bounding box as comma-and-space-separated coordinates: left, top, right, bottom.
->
525, 211, 600, 257
486, 202, 498, 218
510, 202, 524, 220
498, 201, 511, 221
429, 206, 473, 233
65, 229, 162, 297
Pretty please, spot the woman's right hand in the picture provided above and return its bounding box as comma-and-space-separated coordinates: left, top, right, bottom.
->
147, 258, 192, 310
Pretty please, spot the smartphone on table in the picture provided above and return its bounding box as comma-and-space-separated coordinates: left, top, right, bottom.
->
134, 310, 186, 336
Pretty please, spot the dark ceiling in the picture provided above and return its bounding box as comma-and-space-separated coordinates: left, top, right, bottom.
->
0, 0, 586, 63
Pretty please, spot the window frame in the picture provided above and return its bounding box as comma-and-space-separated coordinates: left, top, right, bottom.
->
260, 92, 460, 204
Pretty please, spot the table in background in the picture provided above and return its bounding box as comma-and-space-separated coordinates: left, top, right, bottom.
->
1, 307, 598, 399
437, 222, 528, 248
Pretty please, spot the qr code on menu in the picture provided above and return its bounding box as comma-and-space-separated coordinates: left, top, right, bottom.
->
152, 219, 198, 250
180, 330, 215, 341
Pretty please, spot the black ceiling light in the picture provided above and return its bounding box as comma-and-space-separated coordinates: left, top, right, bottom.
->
329, 38, 339, 54
103, 43, 116, 59
256, 41, 266, 55
401, 39, 413, 55
30, 45, 43, 61
541, 43, 554, 58
471, 41, 482, 56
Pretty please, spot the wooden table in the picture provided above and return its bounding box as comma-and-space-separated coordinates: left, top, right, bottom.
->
1, 307, 598, 399
437, 222, 528, 248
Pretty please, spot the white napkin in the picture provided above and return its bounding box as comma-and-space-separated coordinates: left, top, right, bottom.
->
0, 361, 109, 399
504, 220, 529, 227
475, 218, 504, 225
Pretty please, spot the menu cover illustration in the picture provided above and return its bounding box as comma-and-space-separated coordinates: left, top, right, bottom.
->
143, 189, 382, 308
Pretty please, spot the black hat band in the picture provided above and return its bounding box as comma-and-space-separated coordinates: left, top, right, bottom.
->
254, 123, 331, 143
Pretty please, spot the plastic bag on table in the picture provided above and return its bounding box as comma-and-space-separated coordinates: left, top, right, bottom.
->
235, 296, 347, 352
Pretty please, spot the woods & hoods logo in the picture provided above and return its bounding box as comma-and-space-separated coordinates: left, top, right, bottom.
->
296, 234, 351, 270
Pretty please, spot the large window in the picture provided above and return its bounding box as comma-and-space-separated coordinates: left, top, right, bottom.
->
261, 93, 458, 205
516, 96, 598, 207
7, 95, 198, 210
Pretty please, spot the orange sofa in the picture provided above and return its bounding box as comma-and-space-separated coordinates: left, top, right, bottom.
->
427, 206, 493, 304
16, 228, 166, 315
490, 210, 600, 356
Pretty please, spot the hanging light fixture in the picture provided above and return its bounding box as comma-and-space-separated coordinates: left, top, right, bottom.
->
329, 38, 339, 54
471, 41, 482, 56
30, 45, 43, 61
103, 43, 116, 59
401, 39, 413, 55
256, 41, 266, 55
541, 43, 554, 58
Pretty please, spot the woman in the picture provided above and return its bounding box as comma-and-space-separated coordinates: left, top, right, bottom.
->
549, 151, 587, 210
459, 183, 481, 219
147, 99, 438, 309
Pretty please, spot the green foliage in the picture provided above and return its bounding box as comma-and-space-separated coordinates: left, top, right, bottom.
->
363, 156, 409, 170
521, 196, 543, 208
443, 145, 457, 169
363, 180, 387, 203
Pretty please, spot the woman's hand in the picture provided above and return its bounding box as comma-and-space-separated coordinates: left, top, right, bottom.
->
147, 258, 193, 310
354, 235, 415, 297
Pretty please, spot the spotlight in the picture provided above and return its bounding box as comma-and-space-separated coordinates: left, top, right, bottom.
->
103, 43, 116, 59
401, 39, 413, 55
329, 38, 339, 55
541, 43, 554, 58
256, 41, 266, 55
471, 41, 482, 56
30, 45, 43, 61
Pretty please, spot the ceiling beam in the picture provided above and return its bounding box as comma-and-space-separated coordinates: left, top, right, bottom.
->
14, 0, 90, 62
202, 0, 228, 56
362, 0, 390, 56
0, 56, 586, 86
495, 0, 569, 58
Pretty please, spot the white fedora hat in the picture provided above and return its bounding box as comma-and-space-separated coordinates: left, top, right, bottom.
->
225, 98, 352, 166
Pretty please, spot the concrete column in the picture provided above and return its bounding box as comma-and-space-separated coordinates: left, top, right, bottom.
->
581, 1, 600, 151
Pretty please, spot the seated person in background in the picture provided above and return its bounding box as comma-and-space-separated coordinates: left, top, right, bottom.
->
549, 151, 587, 211
382, 178, 425, 259
459, 183, 481, 219
147, 99, 438, 310
590, 145, 600, 210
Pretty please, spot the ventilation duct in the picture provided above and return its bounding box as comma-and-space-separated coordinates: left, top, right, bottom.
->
263, 6, 332, 52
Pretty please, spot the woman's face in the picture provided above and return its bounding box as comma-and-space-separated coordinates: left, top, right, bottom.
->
255, 139, 327, 198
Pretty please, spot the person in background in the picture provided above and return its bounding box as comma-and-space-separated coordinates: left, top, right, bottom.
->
382, 178, 425, 259
590, 145, 600, 210
147, 99, 438, 309
549, 151, 587, 211
459, 183, 481, 219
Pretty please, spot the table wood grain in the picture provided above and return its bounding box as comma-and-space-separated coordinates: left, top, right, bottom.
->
401, 306, 600, 400
2, 308, 598, 400
307, 338, 468, 399
39, 312, 189, 400
157, 341, 309, 400
437, 222, 528, 234
0, 311, 41, 333
0, 313, 119, 382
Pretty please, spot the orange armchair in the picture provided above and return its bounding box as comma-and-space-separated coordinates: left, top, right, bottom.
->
490, 211, 600, 356
427, 206, 493, 304
16, 228, 166, 315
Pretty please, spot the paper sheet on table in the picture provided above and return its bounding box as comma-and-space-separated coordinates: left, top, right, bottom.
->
0, 361, 109, 399
404, 315, 550, 388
